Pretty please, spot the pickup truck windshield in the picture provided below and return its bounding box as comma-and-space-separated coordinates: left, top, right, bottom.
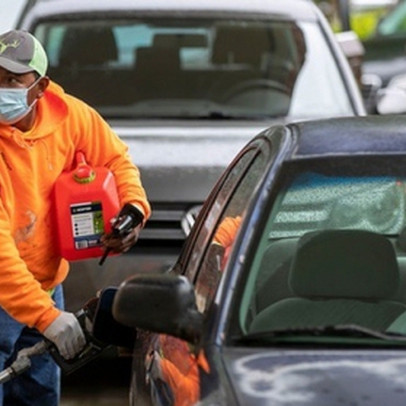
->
33, 18, 354, 119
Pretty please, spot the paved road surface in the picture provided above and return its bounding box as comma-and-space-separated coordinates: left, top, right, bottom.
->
60, 348, 131, 406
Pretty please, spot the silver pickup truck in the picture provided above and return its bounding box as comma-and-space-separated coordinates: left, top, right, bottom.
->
16, 0, 365, 310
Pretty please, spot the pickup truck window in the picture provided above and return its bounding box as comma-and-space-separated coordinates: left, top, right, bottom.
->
33, 17, 354, 119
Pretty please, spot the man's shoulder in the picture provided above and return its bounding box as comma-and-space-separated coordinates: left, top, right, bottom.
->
47, 80, 98, 118
47, 80, 87, 107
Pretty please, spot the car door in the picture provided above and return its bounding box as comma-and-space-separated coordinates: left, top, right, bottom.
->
138, 132, 279, 406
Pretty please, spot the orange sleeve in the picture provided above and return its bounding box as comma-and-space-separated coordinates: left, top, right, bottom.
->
0, 199, 61, 332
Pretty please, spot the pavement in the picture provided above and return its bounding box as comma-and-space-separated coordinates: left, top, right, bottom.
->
60, 349, 131, 406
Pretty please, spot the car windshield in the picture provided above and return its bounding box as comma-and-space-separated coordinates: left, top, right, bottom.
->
235, 160, 406, 346
33, 17, 354, 119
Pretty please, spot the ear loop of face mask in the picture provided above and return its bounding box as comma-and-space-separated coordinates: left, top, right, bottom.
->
0, 76, 42, 125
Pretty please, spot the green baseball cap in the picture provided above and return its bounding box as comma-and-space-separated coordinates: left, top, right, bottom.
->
0, 30, 48, 77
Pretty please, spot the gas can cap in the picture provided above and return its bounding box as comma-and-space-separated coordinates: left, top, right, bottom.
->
73, 152, 96, 183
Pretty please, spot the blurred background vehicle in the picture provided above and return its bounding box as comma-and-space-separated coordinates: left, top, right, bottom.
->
361, 0, 406, 113
113, 114, 406, 405
14, 0, 366, 312
316, 0, 406, 113
0, 0, 26, 32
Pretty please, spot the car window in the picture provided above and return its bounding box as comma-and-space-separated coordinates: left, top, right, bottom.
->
191, 140, 272, 314
237, 158, 406, 338
32, 17, 354, 119
182, 148, 259, 281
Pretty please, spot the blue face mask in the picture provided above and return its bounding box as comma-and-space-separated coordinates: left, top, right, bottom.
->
0, 78, 41, 125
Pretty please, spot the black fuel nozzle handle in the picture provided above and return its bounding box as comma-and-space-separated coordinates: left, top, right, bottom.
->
0, 296, 113, 381
99, 203, 144, 266
46, 303, 111, 375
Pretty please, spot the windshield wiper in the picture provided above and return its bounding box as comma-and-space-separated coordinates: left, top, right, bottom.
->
233, 324, 406, 344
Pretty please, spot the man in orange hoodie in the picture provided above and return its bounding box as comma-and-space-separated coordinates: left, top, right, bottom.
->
0, 30, 151, 405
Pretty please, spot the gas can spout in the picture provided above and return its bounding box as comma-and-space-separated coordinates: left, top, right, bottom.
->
75, 151, 86, 165
73, 152, 95, 184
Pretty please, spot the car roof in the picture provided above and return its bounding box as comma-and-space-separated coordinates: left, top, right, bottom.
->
19, 0, 319, 23
287, 115, 406, 159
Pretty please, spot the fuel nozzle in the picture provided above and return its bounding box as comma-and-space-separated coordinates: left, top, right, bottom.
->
45, 295, 112, 375
99, 203, 144, 266
0, 288, 135, 382
0, 341, 49, 384
0, 300, 104, 382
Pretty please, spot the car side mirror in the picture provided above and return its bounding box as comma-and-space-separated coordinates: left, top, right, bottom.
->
373, 73, 406, 115
112, 273, 203, 344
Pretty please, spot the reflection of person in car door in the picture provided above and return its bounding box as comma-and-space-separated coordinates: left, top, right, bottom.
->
148, 334, 209, 406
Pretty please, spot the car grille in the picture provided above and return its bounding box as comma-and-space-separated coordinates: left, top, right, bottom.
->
139, 202, 201, 243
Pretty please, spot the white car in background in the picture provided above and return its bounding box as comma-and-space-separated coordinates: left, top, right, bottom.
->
16, 0, 366, 311
0, 0, 26, 32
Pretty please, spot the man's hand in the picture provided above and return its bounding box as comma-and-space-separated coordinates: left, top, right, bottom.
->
43, 311, 86, 360
100, 203, 144, 254
100, 223, 142, 253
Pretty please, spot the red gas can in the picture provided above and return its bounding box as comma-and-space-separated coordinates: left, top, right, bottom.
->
53, 152, 120, 261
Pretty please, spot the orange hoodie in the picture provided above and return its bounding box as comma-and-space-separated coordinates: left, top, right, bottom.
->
0, 81, 151, 332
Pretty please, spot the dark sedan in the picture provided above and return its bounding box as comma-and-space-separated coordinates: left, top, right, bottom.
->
112, 115, 406, 405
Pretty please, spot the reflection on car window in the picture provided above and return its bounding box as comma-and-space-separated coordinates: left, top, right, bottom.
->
33, 17, 353, 119
270, 173, 406, 238
194, 145, 269, 314
183, 148, 257, 283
